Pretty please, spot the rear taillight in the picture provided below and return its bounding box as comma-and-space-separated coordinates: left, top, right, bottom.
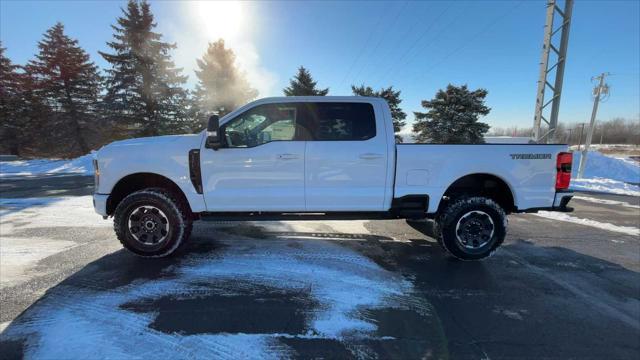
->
555, 152, 572, 190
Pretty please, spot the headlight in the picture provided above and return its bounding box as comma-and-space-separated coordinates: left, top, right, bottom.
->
93, 159, 100, 190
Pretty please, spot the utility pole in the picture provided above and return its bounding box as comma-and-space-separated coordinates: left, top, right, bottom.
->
577, 72, 610, 178
565, 128, 573, 144
532, 0, 574, 143
577, 123, 585, 151
599, 129, 604, 145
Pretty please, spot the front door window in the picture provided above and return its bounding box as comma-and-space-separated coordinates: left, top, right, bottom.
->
223, 104, 298, 147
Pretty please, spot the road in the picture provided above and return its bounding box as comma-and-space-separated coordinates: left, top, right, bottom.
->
0, 175, 638, 359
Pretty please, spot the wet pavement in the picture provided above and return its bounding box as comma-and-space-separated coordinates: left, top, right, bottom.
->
0, 175, 638, 359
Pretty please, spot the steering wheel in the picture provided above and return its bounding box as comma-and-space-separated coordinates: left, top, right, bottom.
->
225, 131, 233, 147
244, 128, 258, 147
226, 130, 244, 147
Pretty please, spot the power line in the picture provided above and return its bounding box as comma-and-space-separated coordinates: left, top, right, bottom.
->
339, 3, 391, 89
415, 1, 525, 83
364, 1, 432, 85
349, 1, 409, 86
377, 2, 455, 85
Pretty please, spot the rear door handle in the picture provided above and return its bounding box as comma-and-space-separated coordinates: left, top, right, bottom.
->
277, 153, 300, 160
359, 153, 383, 160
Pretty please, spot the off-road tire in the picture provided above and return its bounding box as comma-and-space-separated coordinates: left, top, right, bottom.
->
113, 188, 192, 258
436, 196, 506, 261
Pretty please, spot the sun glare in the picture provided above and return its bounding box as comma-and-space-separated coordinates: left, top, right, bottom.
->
189, 1, 245, 42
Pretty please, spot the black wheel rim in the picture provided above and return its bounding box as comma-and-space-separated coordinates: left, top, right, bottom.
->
127, 205, 170, 246
454, 210, 495, 250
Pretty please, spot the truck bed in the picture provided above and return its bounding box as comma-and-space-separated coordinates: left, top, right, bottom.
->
394, 144, 568, 213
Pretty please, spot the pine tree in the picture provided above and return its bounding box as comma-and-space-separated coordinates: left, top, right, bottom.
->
100, 0, 189, 138
1, 49, 50, 157
192, 39, 258, 125
413, 84, 490, 144
17, 74, 50, 157
0, 44, 25, 155
352, 84, 407, 142
26, 23, 102, 157
283, 66, 328, 96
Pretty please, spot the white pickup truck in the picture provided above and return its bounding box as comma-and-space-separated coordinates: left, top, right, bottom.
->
93, 96, 574, 260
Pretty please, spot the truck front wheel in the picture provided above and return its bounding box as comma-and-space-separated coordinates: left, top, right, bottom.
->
113, 188, 192, 258
436, 196, 506, 260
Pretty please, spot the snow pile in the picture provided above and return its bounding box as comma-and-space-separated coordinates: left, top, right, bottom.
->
571, 151, 640, 196
484, 136, 532, 144
0, 153, 94, 177
569, 144, 639, 151
571, 178, 640, 197
572, 195, 640, 209
534, 211, 639, 237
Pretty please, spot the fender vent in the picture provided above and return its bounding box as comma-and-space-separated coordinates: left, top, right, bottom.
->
189, 149, 203, 194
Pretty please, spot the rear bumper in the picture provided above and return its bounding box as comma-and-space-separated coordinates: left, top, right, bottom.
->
553, 191, 574, 210
93, 193, 109, 217
521, 191, 574, 213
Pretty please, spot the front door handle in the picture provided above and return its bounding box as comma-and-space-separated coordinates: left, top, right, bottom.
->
277, 153, 300, 160
359, 153, 383, 160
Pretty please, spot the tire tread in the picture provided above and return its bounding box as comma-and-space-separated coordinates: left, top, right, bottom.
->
436, 196, 507, 261
113, 188, 193, 258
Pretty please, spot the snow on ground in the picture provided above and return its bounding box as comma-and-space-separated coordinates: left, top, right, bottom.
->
0, 238, 77, 286
484, 136, 532, 144
257, 219, 370, 235
0, 152, 94, 177
1, 236, 422, 359
569, 144, 639, 151
573, 195, 640, 209
0, 196, 110, 287
0, 195, 427, 359
534, 211, 639, 238
0, 196, 107, 227
571, 178, 640, 196
571, 150, 640, 196
572, 151, 639, 183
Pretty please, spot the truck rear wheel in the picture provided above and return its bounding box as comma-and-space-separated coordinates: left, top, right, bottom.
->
436, 196, 506, 260
113, 188, 192, 258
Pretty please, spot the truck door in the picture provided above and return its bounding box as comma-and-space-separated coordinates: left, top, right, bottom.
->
200, 103, 306, 211
303, 102, 389, 211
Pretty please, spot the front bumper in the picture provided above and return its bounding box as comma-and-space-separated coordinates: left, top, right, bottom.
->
93, 194, 109, 217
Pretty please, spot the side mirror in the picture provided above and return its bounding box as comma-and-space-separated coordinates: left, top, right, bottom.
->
205, 115, 223, 150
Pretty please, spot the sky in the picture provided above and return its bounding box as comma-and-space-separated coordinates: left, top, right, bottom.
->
1, 0, 639, 134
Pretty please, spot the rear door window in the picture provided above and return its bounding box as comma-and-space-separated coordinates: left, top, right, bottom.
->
302, 102, 376, 141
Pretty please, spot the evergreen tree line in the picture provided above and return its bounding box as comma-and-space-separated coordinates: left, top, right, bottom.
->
1, 0, 493, 158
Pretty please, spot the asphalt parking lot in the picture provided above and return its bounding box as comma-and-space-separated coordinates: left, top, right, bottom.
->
1, 175, 639, 359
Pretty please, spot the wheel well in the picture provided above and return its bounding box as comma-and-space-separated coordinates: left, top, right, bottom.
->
106, 173, 192, 216
441, 173, 515, 213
